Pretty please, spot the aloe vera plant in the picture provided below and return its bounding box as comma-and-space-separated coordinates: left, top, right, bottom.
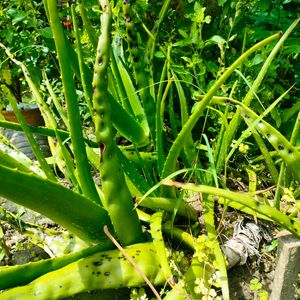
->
0, 1, 299, 299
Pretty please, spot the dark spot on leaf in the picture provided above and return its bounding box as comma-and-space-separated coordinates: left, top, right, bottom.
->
93, 261, 103, 266
125, 15, 131, 23
266, 133, 271, 138
278, 145, 284, 151
104, 272, 110, 276
226, 101, 236, 107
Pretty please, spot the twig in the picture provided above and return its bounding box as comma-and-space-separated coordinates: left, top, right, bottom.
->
103, 226, 162, 300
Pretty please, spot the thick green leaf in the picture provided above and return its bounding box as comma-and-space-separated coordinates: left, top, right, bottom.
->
0, 164, 112, 243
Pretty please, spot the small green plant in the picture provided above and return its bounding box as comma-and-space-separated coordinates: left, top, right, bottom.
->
249, 278, 269, 300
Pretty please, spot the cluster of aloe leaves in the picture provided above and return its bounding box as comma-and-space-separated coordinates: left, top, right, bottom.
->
0, 1, 299, 299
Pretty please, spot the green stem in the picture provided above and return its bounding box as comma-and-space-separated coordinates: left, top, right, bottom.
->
46, 0, 100, 203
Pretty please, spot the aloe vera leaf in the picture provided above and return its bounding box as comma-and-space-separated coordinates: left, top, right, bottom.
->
117, 147, 155, 195
215, 18, 299, 172
19, 62, 80, 189
0, 146, 39, 174
42, 71, 69, 128
0, 164, 112, 243
0, 134, 45, 177
150, 212, 173, 283
212, 95, 279, 181
108, 93, 148, 144
203, 194, 229, 300
143, 0, 172, 100
46, 0, 100, 203
110, 48, 135, 115
201, 137, 228, 299
109, 57, 150, 144
171, 71, 195, 160
290, 107, 300, 146
122, 0, 156, 139
0, 49, 56, 181
0, 242, 114, 290
71, 4, 93, 117
163, 180, 300, 238
156, 78, 172, 175
78, 1, 98, 50
117, 58, 150, 137
135, 209, 197, 252
92, 1, 144, 245
227, 99, 300, 182
213, 80, 238, 168
155, 57, 169, 175
120, 149, 157, 169
86, 145, 153, 196
0, 243, 165, 300
0, 119, 65, 142
0, 120, 98, 148
21, 64, 80, 188
282, 101, 300, 124
217, 197, 273, 222
273, 106, 300, 207
138, 197, 198, 221
253, 131, 279, 182
162, 32, 281, 179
